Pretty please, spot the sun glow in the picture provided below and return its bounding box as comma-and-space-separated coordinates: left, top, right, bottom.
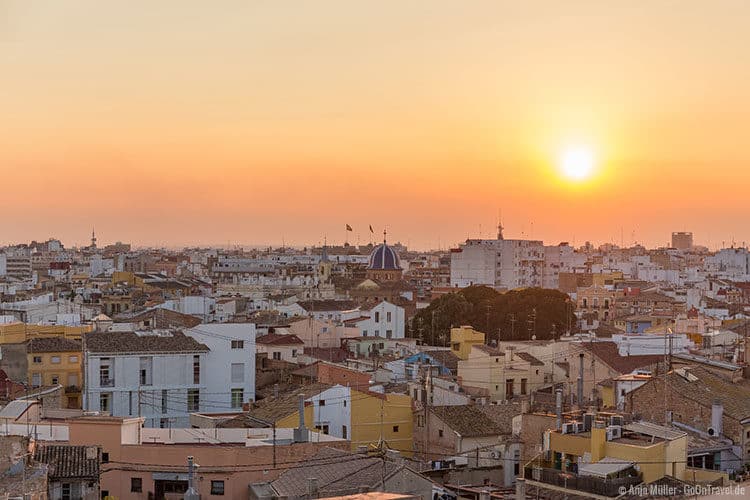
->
559, 146, 596, 181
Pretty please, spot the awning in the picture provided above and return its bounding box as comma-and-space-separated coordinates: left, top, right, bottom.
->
578, 457, 634, 478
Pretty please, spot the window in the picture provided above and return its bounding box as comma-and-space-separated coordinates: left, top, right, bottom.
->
31, 373, 41, 387
438, 429, 444, 437
67, 373, 78, 387
292, 349, 297, 357
162, 390, 169, 414
100, 393, 111, 412
386, 330, 393, 339
193, 355, 200, 384
102, 452, 109, 463
318, 399, 326, 406
69, 355, 78, 363
139, 357, 152, 386
32, 356, 42, 364
131, 478, 142, 493
231, 388, 243, 409
343, 399, 346, 407
362, 330, 368, 336
231, 363, 244, 383
272, 351, 281, 360
51, 356, 61, 364
99, 358, 113, 387
386, 312, 392, 322
187, 389, 200, 411
375, 312, 380, 322
211, 480, 225, 495
521, 378, 527, 395
160, 418, 169, 428
392, 425, 399, 433
62, 483, 71, 500
342, 425, 348, 439
315, 424, 330, 434
231, 340, 244, 349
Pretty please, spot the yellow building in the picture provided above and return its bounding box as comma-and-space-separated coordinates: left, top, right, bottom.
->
449, 326, 485, 360
0, 322, 91, 344
27, 337, 83, 409
541, 418, 726, 486
591, 272, 624, 287
248, 384, 414, 456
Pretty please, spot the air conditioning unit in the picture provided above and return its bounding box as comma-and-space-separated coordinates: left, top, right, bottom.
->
606, 425, 622, 441
609, 415, 624, 426
562, 423, 576, 434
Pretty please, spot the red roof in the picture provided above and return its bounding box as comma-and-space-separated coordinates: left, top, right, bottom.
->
256, 333, 304, 345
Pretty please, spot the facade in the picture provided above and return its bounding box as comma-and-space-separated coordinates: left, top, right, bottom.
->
457, 344, 545, 402
288, 317, 360, 349
184, 323, 257, 415
449, 326, 485, 360
671, 232, 693, 250
83, 331, 210, 428
27, 337, 83, 409
449, 231, 545, 290
255, 332, 303, 363
413, 405, 521, 486
355, 300, 406, 339
541, 420, 688, 484
66, 416, 347, 500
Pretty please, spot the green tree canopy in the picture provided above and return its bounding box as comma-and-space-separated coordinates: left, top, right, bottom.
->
410, 286, 575, 345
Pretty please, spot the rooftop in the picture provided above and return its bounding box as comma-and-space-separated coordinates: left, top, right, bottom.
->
27, 337, 81, 353
84, 331, 209, 354
430, 405, 507, 437
34, 444, 100, 480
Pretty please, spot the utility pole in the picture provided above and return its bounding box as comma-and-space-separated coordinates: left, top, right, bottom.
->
186, 456, 199, 500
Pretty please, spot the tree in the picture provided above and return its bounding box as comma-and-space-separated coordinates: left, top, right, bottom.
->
409, 286, 575, 345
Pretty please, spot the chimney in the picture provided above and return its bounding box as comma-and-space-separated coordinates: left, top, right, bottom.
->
307, 478, 319, 498
555, 389, 563, 431
711, 400, 723, 437
293, 394, 309, 443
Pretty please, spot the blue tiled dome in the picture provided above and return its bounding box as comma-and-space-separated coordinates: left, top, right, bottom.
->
368, 243, 401, 270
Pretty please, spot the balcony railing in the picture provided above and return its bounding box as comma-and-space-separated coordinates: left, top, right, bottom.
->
100, 377, 115, 387
524, 465, 642, 498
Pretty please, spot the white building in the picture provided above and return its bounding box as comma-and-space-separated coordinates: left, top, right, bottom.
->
450, 228, 545, 290
83, 331, 211, 428
184, 323, 256, 414
255, 332, 304, 363
354, 301, 406, 339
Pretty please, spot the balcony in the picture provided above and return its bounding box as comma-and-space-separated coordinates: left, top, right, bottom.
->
99, 377, 115, 388
524, 465, 642, 498
65, 385, 81, 394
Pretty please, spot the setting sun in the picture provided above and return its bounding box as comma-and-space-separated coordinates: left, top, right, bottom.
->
559, 146, 596, 181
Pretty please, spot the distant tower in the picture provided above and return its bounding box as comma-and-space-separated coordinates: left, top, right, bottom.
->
317, 237, 332, 284
90, 228, 97, 249
497, 222, 504, 240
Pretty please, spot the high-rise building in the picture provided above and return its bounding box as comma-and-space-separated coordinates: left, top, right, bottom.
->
671, 232, 693, 250
450, 224, 545, 290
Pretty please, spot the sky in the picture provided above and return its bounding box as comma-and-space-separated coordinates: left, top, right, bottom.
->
2, 1, 750, 250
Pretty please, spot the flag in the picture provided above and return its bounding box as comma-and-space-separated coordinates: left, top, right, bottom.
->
369, 225, 374, 233
346, 224, 353, 231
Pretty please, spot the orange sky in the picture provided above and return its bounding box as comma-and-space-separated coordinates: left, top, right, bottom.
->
2, 1, 750, 250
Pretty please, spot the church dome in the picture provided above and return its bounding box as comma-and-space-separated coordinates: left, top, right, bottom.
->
368, 241, 401, 270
